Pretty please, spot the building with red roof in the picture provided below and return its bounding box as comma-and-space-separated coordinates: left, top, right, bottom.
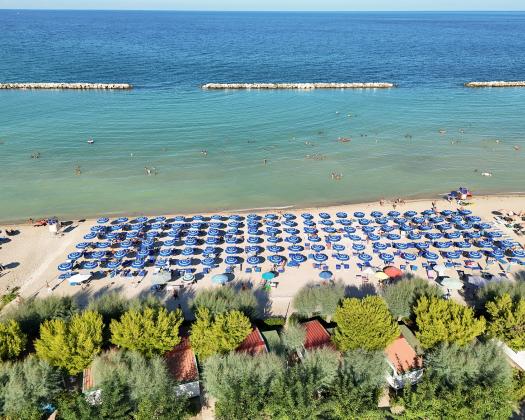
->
385, 335, 423, 389
303, 319, 336, 351
236, 327, 268, 355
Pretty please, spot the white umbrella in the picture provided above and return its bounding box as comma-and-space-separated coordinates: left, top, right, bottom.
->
441, 276, 463, 290
433, 264, 447, 275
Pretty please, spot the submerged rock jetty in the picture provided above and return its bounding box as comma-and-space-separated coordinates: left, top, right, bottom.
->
202, 82, 394, 90
465, 81, 525, 88
0, 82, 132, 90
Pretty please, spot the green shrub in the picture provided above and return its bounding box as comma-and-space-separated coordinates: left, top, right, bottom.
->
292, 282, 344, 321
0, 319, 26, 361
191, 285, 259, 319
485, 293, 525, 351
382, 277, 442, 319
263, 316, 285, 327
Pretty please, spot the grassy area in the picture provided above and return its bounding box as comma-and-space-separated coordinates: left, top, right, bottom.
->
0, 287, 20, 311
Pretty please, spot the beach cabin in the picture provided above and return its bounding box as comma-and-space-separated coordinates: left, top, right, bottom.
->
384, 335, 423, 389
296, 320, 336, 359
236, 327, 268, 355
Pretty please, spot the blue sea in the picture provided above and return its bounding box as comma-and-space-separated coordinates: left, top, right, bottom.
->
0, 10, 524, 221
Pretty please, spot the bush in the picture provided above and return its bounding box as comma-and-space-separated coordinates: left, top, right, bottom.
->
382, 277, 443, 319
414, 296, 486, 349
263, 316, 285, 327
0, 319, 26, 361
476, 280, 525, 311
35, 310, 103, 375
110, 306, 183, 357
203, 352, 283, 419
191, 285, 258, 319
0, 287, 19, 310
292, 282, 345, 320
190, 307, 252, 359
2, 295, 78, 342
333, 296, 399, 351
280, 322, 306, 354
485, 293, 525, 351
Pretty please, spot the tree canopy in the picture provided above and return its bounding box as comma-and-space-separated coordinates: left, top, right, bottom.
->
332, 296, 399, 351
110, 306, 183, 357
280, 322, 306, 354
190, 307, 252, 359
292, 282, 345, 321
191, 285, 259, 319
485, 293, 525, 351
414, 296, 486, 349
0, 319, 26, 361
35, 310, 103, 375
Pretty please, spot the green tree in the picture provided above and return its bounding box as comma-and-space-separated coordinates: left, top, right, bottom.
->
280, 322, 306, 354
203, 352, 283, 420
0, 356, 62, 419
0, 319, 26, 361
486, 293, 525, 351
55, 391, 95, 420
476, 279, 525, 312
190, 308, 252, 359
99, 375, 133, 420
191, 285, 259, 319
414, 297, 486, 349
292, 282, 345, 321
382, 277, 443, 320
35, 310, 103, 375
110, 307, 183, 357
333, 296, 399, 351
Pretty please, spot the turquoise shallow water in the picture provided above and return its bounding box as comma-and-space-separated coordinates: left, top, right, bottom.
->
1, 87, 524, 221
1, 11, 525, 221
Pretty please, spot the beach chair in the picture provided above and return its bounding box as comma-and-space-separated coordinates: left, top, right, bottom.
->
277, 267, 285, 273
410, 265, 418, 271
314, 263, 321, 269
245, 268, 252, 274
400, 264, 406, 270
254, 267, 261, 273
344, 264, 350, 269
336, 264, 341, 270
322, 265, 329, 270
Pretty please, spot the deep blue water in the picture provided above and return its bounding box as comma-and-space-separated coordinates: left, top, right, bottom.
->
0, 11, 524, 221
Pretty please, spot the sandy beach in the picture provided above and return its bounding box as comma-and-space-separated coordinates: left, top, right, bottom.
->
1, 194, 524, 318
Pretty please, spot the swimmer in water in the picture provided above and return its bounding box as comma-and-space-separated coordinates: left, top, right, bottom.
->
514, 145, 521, 151
75, 165, 81, 176
263, 159, 267, 165
201, 150, 208, 157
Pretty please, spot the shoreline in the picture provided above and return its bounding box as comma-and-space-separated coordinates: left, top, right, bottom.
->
2, 191, 525, 226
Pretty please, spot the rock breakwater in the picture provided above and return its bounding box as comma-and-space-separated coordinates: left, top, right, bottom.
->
0, 83, 132, 90
202, 82, 394, 90
465, 81, 525, 88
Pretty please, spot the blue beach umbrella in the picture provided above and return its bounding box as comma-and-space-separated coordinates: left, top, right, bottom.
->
387, 233, 401, 240
335, 253, 350, 261
476, 223, 491, 230
81, 261, 99, 270
268, 255, 284, 264
283, 220, 297, 227
177, 259, 192, 267
394, 217, 407, 225
338, 219, 352, 226
120, 240, 133, 249
184, 238, 198, 246
404, 210, 417, 217
319, 212, 331, 219
375, 218, 389, 225
225, 236, 239, 244
247, 236, 262, 244
159, 248, 172, 257
247, 246, 264, 254
225, 246, 242, 254
115, 217, 129, 224
380, 253, 394, 263
181, 247, 195, 256
353, 212, 365, 218
371, 211, 383, 218
373, 242, 388, 251
408, 232, 422, 240
362, 227, 376, 234
288, 245, 304, 252
434, 241, 452, 249
285, 236, 301, 244
268, 245, 284, 253
308, 235, 321, 242
225, 256, 241, 265
430, 216, 445, 223
212, 274, 229, 284
441, 210, 454, 216
381, 225, 395, 233
206, 237, 220, 245
358, 253, 372, 262
368, 234, 381, 241
490, 249, 504, 258
284, 228, 300, 235
58, 262, 73, 272
96, 242, 110, 249
319, 270, 333, 280
202, 257, 216, 266
267, 236, 281, 244
151, 222, 163, 230
90, 251, 106, 260
67, 252, 82, 260
332, 244, 345, 252
311, 244, 326, 252
344, 226, 357, 233
436, 223, 452, 231
359, 218, 371, 225
348, 234, 362, 241
445, 251, 462, 259
499, 240, 515, 249
445, 231, 461, 239
422, 251, 439, 260
247, 256, 263, 265
107, 260, 122, 269
323, 227, 337, 233
414, 242, 430, 250
137, 249, 150, 258
388, 211, 400, 217
283, 213, 296, 219
477, 240, 493, 248
465, 231, 481, 239
114, 249, 128, 259
163, 239, 176, 247
320, 220, 333, 226
352, 243, 365, 251
402, 252, 417, 261
328, 235, 341, 243
422, 209, 435, 216
105, 232, 118, 240
313, 253, 328, 263
155, 259, 168, 268
84, 232, 97, 240
511, 249, 525, 258
467, 251, 483, 260
412, 217, 425, 224
459, 209, 472, 216
400, 225, 413, 232
336, 212, 348, 218
97, 217, 109, 224
426, 233, 442, 240
291, 254, 307, 263
486, 231, 502, 238
393, 242, 409, 250
303, 221, 315, 227
456, 241, 472, 249
76, 242, 90, 249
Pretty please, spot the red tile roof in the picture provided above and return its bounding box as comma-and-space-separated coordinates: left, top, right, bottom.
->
236, 327, 267, 355
385, 336, 423, 373
82, 367, 94, 392
303, 320, 335, 350
165, 336, 199, 383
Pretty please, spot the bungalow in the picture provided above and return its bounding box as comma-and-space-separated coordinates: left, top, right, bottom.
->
384, 335, 423, 389
236, 326, 268, 355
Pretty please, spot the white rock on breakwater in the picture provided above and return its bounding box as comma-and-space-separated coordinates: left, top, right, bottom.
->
0, 82, 132, 90
202, 82, 394, 90
465, 81, 525, 88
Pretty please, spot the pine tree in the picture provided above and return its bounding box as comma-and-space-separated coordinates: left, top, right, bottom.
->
486, 293, 525, 351
0, 319, 26, 361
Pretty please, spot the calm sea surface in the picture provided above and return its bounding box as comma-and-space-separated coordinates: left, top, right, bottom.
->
0, 11, 524, 221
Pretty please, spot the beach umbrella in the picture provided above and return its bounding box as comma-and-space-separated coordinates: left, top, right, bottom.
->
467, 251, 482, 260
332, 244, 345, 252
290, 254, 307, 263
368, 234, 381, 241
308, 235, 321, 242
388, 211, 400, 217
404, 210, 417, 217
352, 243, 365, 251
490, 249, 504, 258
486, 231, 502, 238
285, 228, 300, 235
456, 241, 472, 249
114, 249, 128, 259
455, 223, 470, 231
445, 251, 462, 259
477, 240, 493, 248
422, 209, 435, 215
445, 231, 461, 239
225, 236, 239, 244
394, 217, 408, 225
97, 217, 109, 224
58, 262, 73, 272
159, 248, 172, 257
151, 222, 163, 230
383, 266, 403, 278
353, 211, 365, 218
511, 249, 525, 258
247, 256, 263, 265
436, 223, 453, 231
319, 270, 333, 280
465, 231, 481, 239
426, 233, 442, 240
358, 253, 372, 262
285, 236, 301, 244
115, 217, 129, 224
399, 225, 413, 232
476, 222, 491, 230
90, 251, 106, 260
177, 258, 192, 267
268, 255, 284, 264
313, 253, 328, 263
268, 245, 284, 253
430, 216, 445, 223
288, 245, 304, 252
225, 256, 241, 265
380, 253, 394, 263
267, 236, 281, 244
211, 214, 224, 220
137, 249, 150, 258
247, 245, 264, 254
167, 230, 180, 238
362, 226, 375, 233
311, 244, 326, 252
393, 242, 409, 250
373, 242, 388, 250
212, 274, 229, 284
207, 228, 220, 236
75, 242, 90, 249
265, 213, 277, 220
422, 251, 439, 260
265, 221, 279, 228
335, 253, 350, 261
375, 218, 388, 225
181, 247, 195, 256
83, 232, 97, 240
338, 219, 352, 226
434, 241, 452, 249
283, 220, 297, 227
336, 212, 348, 218
402, 252, 417, 261
344, 226, 357, 233
155, 259, 168, 268
184, 237, 198, 246
206, 237, 220, 245
466, 216, 481, 223
173, 216, 185, 222
247, 236, 261, 244
320, 220, 333, 226
414, 242, 430, 250
419, 225, 432, 232
105, 232, 118, 240
381, 225, 395, 233
283, 213, 296, 219
450, 216, 463, 224
81, 261, 99, 270
441, 276, 463, 290
163, 239, 176, 247
225, 246, 242, 255
120, 240, 133, 249
459, 209, 472, 216
202, 257, 216, 266
412, 217, 425, 224
67, 252, 82, 260
142, 238, 154, 247
319, 212, 331, 219
304, 220, 315, 227
359, 218, 371, 225
262, 271, 275, 281
387, 233, 401, 241
499, 240, 515, 249
441, 210, 454, 216
348, 234, 362, 241
96, 242, 110, 249
327, 235, 341, 243
107, 260, 122, 270
371, 211, 383, 218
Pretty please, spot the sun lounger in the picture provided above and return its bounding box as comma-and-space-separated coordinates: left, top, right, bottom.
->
344, 264, 350, 269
